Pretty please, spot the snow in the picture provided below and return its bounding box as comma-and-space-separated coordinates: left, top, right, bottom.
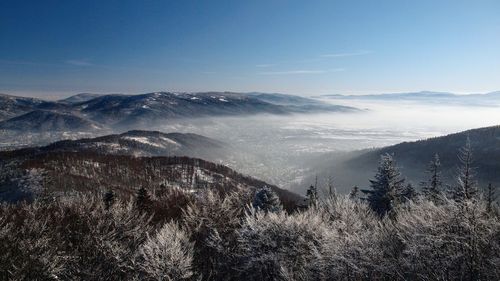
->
160, 136, 179, 145
123, 136, 164, 147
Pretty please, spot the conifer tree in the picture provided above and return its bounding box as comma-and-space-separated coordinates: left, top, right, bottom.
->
421, 153, 443, 203
252, 186, 282, 213
349, 186, 359, 199
451, 137, 478, 202
306, 184, 318, 207
402, 183, 418, 202
486, 183, 497, 214
103, 190, 115, 210
365, 153, 405, 216
136, 186, 151, 211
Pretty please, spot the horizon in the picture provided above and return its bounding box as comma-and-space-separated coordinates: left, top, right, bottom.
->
2, 89, 500, 101
1, 0, 500, 98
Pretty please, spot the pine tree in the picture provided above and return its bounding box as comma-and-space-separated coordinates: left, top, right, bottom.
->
306, 184, 318, 207
402, 183, 418, 202
486, 183, 497, 214
421, 153, 443, 203
451, 137, 478, 202
349, 186, 359, 199
252, 186, 282, 213
136, 186, 151, 211
365, 153, 405, 216
103, 190, 115, 210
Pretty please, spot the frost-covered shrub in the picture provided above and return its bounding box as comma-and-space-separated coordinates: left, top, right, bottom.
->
183, 190, 250, 280
313, 196, 392, 280
138, 222, 194, 281
0, 202, 65, 280
54, 195, 152, 280
235, 210, 328, 281
393, 199, 500, 280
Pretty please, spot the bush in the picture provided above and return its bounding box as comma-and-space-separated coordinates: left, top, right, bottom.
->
138, 222, 194, 281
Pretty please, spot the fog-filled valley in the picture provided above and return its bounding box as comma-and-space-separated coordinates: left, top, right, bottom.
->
2, 91, 500, 195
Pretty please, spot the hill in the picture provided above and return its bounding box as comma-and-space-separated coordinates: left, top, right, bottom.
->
28, 130, 229, 161
308, 125, 500, 193
0, 93, 66, 121
0, 110, 102, 132
0, 149, 303, 209
59, 93, 102, 104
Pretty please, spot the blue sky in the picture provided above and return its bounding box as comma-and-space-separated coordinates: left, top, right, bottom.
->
1, 0, 499, 98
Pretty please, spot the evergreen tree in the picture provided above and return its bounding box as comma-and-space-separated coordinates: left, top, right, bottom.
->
136, 186, 151, 211
402, 183, 418, 202
252, 186, 282, 213
451, 137, 478, 202
365, 153, 405, 216
306, 184, 318, 207
486, 183, 497, 214
103, 190, 115, 210
421, 153, 443, 203
349, 186, 359, 200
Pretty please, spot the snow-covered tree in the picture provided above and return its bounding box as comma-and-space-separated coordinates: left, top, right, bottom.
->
402, 183, 418, 202
235, 210, 327, 281
365, 154, 405, 216
485, 183, 497, 214
138, 222, 194, 281
421, 153, 444, 203
252, 186, 282, 213
349, 185, 359, 199
451, 137, 479, 202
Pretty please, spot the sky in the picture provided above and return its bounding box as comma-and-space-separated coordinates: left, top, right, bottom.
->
1, 0, 499, 98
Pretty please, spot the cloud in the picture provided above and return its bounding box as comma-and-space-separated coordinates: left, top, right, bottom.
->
321, 50, 372, 58
258, 69, 331, 75
65, 59, 93, 66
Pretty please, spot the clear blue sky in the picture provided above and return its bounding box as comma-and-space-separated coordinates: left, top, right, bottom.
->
1, 0, 499, 98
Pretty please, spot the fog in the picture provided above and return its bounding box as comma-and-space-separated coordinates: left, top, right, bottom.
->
150, 99, 500, 193
3, 97, 499, 194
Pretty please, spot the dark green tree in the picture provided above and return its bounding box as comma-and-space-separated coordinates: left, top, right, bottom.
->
451, 137, 478, 202
252, 186, 282, 213
365, 153, 405, 216
136, 186, 151, 211
421, 153, 443, 203
103, 190, 115, 210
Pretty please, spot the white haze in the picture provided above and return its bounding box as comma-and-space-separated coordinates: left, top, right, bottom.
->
152, 99, 500, 191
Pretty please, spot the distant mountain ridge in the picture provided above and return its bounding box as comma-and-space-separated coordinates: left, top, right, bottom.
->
0, 92, 359, 130
0, 110, 102, 132
319, 90, 500, 106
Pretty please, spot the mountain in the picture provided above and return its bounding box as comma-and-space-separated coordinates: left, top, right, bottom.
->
308, 125, 500, 193
247, 92, 359, 113
25, 130, 229, 161
0, 93, 65, 121
0, 150, 303, 209
1, 92, 360, 128
0, 110, 102, 132
319, 91, 500, 106
59, 93, 102, 104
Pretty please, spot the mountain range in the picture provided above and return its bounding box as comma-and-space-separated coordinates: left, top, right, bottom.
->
319, 91, 500, 106
0, 92, 358, 131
